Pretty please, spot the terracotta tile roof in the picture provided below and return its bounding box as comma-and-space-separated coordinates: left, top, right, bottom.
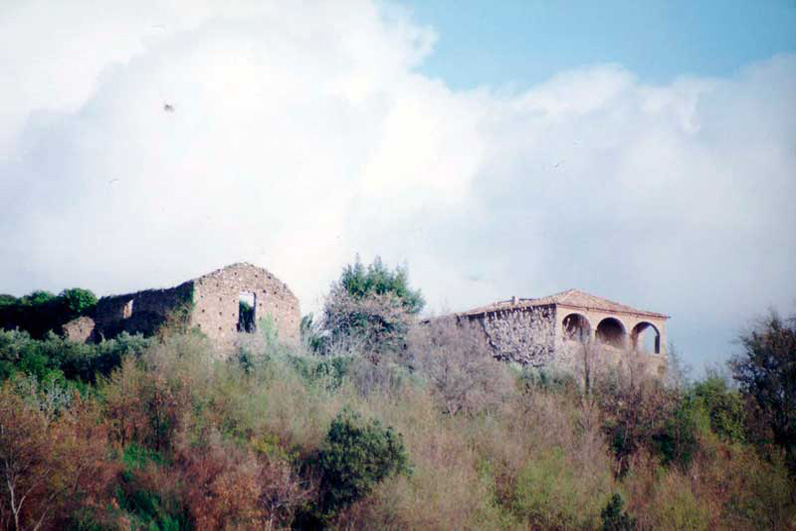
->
459, 289, 669, 319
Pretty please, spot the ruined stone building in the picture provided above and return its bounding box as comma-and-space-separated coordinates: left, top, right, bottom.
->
63, 263, 300, 350
458, 289, 668, 376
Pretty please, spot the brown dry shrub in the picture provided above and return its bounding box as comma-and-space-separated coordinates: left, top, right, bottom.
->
0, 382, 116, 530
172, 428, 311, 530
175, 435, 264, 529
408, 317, 513, 416
103, 356, 193, 453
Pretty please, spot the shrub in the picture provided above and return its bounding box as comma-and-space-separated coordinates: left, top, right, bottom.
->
317, 410, 410, 518
0, 329, 151, 386
0, 381, 114, 530
601, 493, 637, 530
512, 448, 611, 528
408, 317, 512, 415
597, 372, 699, 474
690, 375, 745, 443
652, 395, 701, 470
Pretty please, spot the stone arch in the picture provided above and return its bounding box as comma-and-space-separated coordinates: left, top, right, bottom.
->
596, 317, 627, 348
562, 312, 591, 344
631, 321, 661, 354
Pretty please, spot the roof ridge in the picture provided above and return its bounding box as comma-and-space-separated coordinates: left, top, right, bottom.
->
458, 288, 668, 319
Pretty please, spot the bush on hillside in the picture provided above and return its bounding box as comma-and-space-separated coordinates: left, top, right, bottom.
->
601, 493, 637, 531
317, 410, 410, 518
0, 329, 151, 386
408, 317, 512, 415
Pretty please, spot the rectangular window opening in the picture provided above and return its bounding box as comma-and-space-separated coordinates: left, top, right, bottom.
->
238, 292, 256, 333
123, 299, 134, 319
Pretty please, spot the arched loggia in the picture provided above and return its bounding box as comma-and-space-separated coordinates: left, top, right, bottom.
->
631, 321, 661, 354
596, 317, 627, 348
562, 313, 591, 344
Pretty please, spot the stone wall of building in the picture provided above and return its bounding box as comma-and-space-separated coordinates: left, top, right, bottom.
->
92, 282, 194, 340
66, 263, 300, 351
191, 263, 300, 350
460, 293, 668, 379
467, 306, 557, 367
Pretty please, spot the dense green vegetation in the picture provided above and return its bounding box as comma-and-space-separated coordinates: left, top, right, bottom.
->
0, 260, 794, 530
0, 288, 98, 339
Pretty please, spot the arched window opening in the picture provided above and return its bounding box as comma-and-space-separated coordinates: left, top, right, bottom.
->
238, 292, 256, 333
596, 317, 626, 348
632, 322, 661, 354
562, 313, 590, 344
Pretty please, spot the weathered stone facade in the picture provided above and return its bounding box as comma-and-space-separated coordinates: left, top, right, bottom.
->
459, 289, 669, 377
63, 263, 300, 351
190, 263, 300, 348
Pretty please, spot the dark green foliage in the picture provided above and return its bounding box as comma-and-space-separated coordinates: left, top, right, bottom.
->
652, 396, 700, 470
0, 329, 151, 385
289, 354, 352, 391
601, 494, 636, 531
690, 376, 746, 443
731, 312, 796, 471
123, 443, 166, 471
318, 409, 410, 516
116, 474, 189, 530
340, 256, 424, 315
60, 288, 98, 314
0, 288, 98, 339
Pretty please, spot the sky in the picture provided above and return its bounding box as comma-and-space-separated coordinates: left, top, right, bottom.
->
0, 0, 794, 373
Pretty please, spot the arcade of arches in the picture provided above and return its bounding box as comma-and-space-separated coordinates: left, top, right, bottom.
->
561, 312, 662, 355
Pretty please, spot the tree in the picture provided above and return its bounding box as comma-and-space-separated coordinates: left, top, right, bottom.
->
730, 312, 796, 471
58, 288, 97, 315
321, 257, 424, 357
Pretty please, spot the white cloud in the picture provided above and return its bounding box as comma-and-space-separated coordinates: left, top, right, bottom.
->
1, 1, 794, 370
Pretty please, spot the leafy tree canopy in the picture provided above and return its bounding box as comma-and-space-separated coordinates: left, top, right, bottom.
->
339, 256, 424, 315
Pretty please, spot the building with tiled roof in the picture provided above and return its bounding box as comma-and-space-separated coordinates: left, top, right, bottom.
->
457, 289, 669, 376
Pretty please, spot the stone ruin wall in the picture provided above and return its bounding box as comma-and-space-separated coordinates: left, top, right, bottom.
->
191, 263, 300, 350
62, 263, 300, 351
91, 282, 194, 340
61, 316, 96, 343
